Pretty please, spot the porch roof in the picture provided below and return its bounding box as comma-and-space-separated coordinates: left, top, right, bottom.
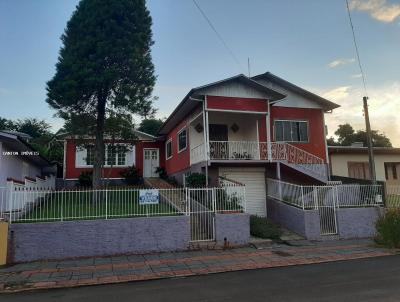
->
158, 74, 286, 135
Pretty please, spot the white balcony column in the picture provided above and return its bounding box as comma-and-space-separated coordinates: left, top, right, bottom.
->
256, 119, 261, 160
266, 103, 272, 161
204, 95, 209, 186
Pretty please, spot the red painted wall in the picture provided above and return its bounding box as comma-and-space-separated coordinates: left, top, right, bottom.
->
135, 141, 165, 175
164, 118, 191, 175
270, 107, 327, 162
64, 139, 164, 179
207, 95, 268, 112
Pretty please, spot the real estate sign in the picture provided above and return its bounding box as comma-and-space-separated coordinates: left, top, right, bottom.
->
139, 189, 160, 205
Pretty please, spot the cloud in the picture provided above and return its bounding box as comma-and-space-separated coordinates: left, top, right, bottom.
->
322, 86, 352, 101
351, 73, 363, 78
321, 82, 400, 147
328, 58, 355, 68
350, 0, 400, 23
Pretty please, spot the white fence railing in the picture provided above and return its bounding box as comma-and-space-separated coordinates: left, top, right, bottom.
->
190, 141, 327, 179
386, 185, 400, 208
267, 178, 384, 210
0, 186, 246, 223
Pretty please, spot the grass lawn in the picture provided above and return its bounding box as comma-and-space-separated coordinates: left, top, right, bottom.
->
18, 190, 180, 223
386, 194, 400, 208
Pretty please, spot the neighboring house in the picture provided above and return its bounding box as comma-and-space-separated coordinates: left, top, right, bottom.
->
0, 131, 55, 187
158, 72, 339, 216
63, 130, 164, 183
329, 145, 400, 185
62, 72, 339, 216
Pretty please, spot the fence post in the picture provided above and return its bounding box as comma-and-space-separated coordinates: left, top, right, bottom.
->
301, 186, 305, 210
313, 186, 318, 210
105, 189, 108, 220
335, 186, 339, 209
212, 187, 216, 213
60, 189, 63, 222
8, 182, 13, 224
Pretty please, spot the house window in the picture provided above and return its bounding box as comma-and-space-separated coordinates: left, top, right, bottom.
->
274, 120, 308, 142
166, 139, 172, 159
86, 144, 127, 166
348, 162, 370, 180
178, 128, 187, 152
86, 145, 95, 165
385, 162, 399, 180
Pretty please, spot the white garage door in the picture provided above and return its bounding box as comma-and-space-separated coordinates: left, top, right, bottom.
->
219, 167, 266, 217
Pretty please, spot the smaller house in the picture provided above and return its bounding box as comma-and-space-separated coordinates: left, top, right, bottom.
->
63, 130, 164, 186
328, 144, 400, 185
0, 130, 56, 187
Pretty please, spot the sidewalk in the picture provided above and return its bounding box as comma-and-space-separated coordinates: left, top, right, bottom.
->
0, 239, 397, 293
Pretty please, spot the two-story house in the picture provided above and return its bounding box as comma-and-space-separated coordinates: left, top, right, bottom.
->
63, 72, 339, 216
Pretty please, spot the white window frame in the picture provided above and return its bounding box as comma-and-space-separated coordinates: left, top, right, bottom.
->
76, 144, 132, 168
274, 119, 309, 143
177, 127, 187, 153
165, 139, 172, 160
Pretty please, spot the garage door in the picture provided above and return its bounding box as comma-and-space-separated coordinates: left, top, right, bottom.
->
219, 167, 266, 217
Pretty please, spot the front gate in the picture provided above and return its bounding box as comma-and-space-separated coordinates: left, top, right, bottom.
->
187, 188, 215, 242
313, 186, 338, 235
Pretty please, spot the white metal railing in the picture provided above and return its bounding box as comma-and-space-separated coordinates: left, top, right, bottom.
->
206, 141, 326, 179
267, 178, 384, 210
386, 185, 400, 208
2, 185, 246, 223
190, 143, 206, 165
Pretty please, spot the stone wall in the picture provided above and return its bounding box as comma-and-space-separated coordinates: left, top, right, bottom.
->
215, 213, 250, 246
9, 216, 190, 262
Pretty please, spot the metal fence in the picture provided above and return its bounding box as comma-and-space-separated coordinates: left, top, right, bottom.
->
0, 185, 245, 225
267, 178, 384, 210
385, 185, 400, 208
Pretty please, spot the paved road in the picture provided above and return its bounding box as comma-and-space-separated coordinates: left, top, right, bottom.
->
2, 255, 400, 302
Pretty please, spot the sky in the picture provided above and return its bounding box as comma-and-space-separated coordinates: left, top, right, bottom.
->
0, 0, 399, 146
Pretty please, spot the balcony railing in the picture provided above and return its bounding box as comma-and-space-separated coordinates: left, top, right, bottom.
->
190, 141, 327, 179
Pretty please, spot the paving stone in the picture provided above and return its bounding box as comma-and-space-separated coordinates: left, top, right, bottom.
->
28, 273, 51, 282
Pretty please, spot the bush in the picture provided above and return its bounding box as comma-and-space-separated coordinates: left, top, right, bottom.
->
78, 171, 92, 187
120, 166, 142, 185
186, 173, 206, 187
375, 209, 400, 248
155, 167, 168, 179
250, 215, 282, 240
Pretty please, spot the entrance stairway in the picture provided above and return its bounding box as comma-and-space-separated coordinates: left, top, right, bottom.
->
144, 178, 186, 212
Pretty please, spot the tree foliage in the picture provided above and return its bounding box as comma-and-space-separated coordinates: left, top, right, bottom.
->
138, 118, 163, 136
46, 0, 156, 187
327, 123, 392, 147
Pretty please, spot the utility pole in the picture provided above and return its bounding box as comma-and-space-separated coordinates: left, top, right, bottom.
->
363, 96, 376, 183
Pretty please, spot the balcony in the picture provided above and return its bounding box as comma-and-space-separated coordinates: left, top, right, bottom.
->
190, 141, 327, 181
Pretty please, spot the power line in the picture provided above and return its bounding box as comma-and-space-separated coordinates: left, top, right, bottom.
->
345, 0, 368, 96
192, 0, 244, 73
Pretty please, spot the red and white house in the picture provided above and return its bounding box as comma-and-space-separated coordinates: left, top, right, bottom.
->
63, 72, 339, 216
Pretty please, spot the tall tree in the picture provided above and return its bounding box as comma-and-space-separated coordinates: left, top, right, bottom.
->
46, 0, 156, 187
328, 123, 392, 147
138, 118, 163, 136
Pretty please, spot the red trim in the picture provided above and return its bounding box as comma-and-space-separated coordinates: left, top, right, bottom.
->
207, 96, 268, 112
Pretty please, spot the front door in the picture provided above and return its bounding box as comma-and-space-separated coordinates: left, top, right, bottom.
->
209, 124, 229, 159
144, 149, 159, 178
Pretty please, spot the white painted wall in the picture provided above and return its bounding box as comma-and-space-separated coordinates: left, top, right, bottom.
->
330, 153, 400, 183
208, 111, 259, 142
0, 144, 41, 187
197, 80, 270, 99
255, 78, 324, 109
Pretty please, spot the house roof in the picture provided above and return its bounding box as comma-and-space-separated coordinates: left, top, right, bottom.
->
328, 146, 400, 155
158, 74, 286, 135
0, 131, 52, 167
62, 129, 157, 141
252, 72, 340, 111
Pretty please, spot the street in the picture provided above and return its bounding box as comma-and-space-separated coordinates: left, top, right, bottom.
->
2, 255, 400, 302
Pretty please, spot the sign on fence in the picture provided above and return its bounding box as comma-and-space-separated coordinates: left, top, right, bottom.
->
139, 189, 159, 205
